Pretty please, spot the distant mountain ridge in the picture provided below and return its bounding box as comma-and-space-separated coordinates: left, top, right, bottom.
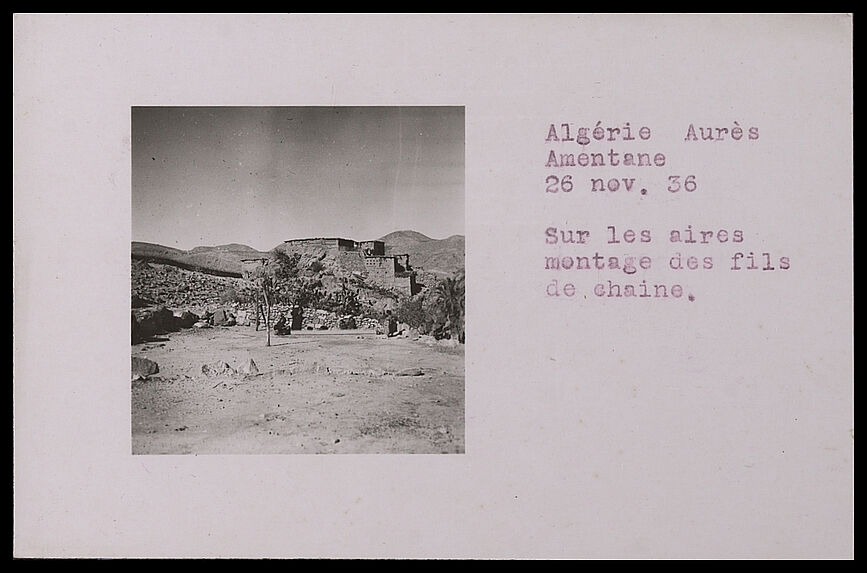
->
132, 231, 465, 279
131, 242, 267, 277
188, 243, 263, 254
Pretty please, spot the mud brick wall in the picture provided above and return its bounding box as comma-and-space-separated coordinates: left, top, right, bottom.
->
364, 256, 396, 285
336, 251, 367, 274
279, 238, 341, 258
393, 275, 415, 296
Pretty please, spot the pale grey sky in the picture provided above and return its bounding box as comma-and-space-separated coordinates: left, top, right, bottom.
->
132, 106, 464, 251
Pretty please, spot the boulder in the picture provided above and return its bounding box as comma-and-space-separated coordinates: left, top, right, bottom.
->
131, 312, 143, 343
193, 321, 210, 329
174, 310, 199, 329
238, 358, 259, 376
131, 294, 156, 309
132, 305, 179, 339
152, 305, 178, 331
131, 356, 159, 379
211, 308, 229, 326
201, 361, 235, 377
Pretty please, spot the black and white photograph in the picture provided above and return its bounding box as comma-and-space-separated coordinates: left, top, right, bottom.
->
14, 14, 852, 559
130, 106, 465, 454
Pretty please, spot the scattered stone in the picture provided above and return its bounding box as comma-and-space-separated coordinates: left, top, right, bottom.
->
201, 361, 235, 377
131, 356, 159, 379
132, 260, 394, 334
395, 367, 424, 377
239, 358, 259, 376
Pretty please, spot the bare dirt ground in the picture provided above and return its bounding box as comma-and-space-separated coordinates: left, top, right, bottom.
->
131, 326, 465, 455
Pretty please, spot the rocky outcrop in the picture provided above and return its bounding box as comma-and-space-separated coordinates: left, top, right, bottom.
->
174, 310, 200, 329
132, 305, 179, 341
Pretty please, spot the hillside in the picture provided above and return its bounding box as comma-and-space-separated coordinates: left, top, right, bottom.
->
377, 231, 465, 277
132, 242, 268, 277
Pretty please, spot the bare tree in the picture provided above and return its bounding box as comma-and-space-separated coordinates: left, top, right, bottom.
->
247, 250, 302, 347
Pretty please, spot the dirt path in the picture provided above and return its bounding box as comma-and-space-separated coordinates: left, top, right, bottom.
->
131, 327, 465, 454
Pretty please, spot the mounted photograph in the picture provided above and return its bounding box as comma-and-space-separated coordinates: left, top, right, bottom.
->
131, 106, 465, 454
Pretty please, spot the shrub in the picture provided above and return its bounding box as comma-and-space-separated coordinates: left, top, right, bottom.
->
424, 273, 465, 342
340, 288, 361, 316
394, 296, 428, 330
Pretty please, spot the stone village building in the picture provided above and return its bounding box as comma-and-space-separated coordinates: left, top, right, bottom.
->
242, 237, 418, 296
